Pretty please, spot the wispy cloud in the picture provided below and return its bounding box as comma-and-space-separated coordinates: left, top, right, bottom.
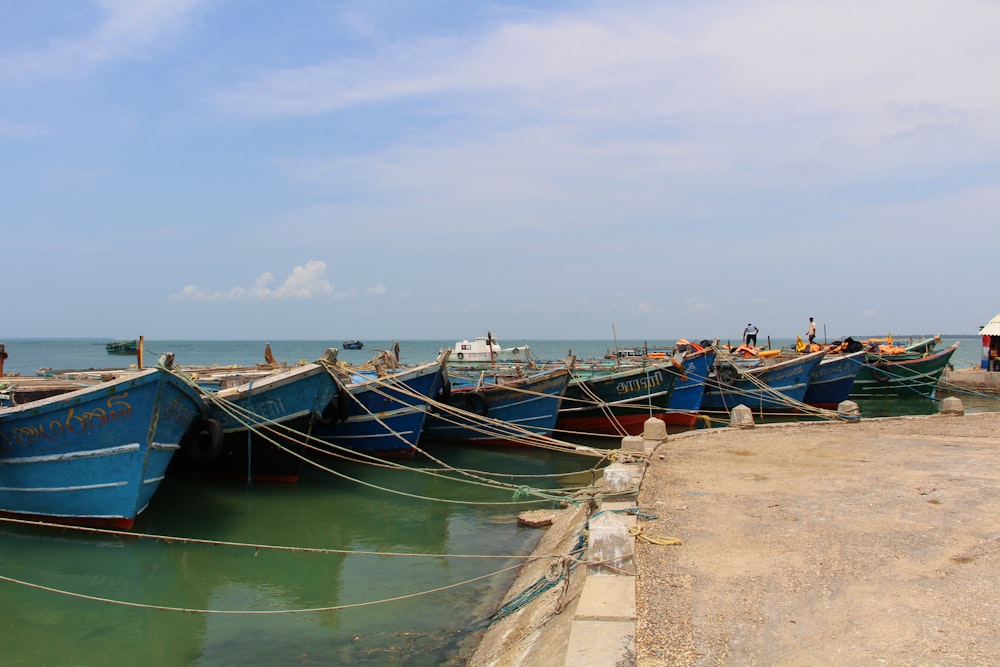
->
172, 260, 349, 301
0, 0, 207, 79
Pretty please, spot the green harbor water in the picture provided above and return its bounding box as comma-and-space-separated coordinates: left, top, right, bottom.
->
0, 441, 600, 666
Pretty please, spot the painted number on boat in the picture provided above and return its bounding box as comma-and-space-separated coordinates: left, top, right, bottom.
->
616, 371, 666, 395
0, 394, 134, 449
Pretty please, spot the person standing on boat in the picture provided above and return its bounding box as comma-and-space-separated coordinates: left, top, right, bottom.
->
743, 323, 758, 347
807, 317, 817, 344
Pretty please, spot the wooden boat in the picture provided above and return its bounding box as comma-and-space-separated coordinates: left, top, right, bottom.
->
168, 350, 340, 482
447, 332, 530, 366
803, 351, 865, 409
105, 339, 138, 355
662, 345, 715, 428
311, 354, 450, 459
701, 350, 827, 413
861, 334, 941, 361
0, 355, 204, 529
851, 342, 958, 399
421, 367, 571, 444
603, 345, 671, 361
342, 340, 364, 350
556, 360, 683, 435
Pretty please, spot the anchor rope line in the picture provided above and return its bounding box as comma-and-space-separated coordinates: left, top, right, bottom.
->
569, 375, 629, 437
709, 350, 839, 420
933, 380, 1000, 401
0, 516, 553, 560
0, 560, 528, 616
322, 360, 607, 457
321, 370, 604, 498
175, 368, 566, 501
377, 372, 613, 460
862, 363, 952, 400
316, 364, 609, 486
168, 368, 604, 505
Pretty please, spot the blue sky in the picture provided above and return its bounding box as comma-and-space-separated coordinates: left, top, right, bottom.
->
2, 0, 998, 342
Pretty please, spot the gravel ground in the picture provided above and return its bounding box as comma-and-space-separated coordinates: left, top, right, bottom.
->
635, 412, 1000, 666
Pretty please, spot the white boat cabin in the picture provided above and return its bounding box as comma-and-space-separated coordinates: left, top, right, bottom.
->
448, 336, 530, 364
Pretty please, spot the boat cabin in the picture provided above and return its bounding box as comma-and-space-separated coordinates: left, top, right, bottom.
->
449, 336, 530, 364
979, 315, 1000, 370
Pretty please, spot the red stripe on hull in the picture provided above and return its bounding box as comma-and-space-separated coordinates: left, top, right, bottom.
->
0, 509, 135, 531
559, 411, 701, 435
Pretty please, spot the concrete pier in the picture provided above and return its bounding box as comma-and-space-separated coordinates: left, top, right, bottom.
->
470, 411, 1000, 667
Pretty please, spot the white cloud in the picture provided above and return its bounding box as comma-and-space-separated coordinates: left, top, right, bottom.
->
366, 284, 387, 295
0, 0, 207, 78
172, 260, 346, 301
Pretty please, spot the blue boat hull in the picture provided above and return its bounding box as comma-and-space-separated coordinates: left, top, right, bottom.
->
663, 348, 714, 428
701, 351, 826, 413
557, 363, 681, 435
312, 361, 447, 459
169, 363, 338, 482
422, 368, 570, 443
804, 351, 864, 408
0, 367, 203, 529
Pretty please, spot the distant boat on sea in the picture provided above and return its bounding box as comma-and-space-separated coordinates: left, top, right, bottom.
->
447, 332, 530, 366
106, 339, 138, 355
343, 340, 364, 350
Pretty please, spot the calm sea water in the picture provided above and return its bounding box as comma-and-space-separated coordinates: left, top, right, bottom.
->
1, 336, 997, 665
1, 335, 987, 377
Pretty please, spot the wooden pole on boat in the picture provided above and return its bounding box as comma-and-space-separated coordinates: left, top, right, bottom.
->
0, 342, 6, 377
612, 324, 620, 368
137, 335, 144, 369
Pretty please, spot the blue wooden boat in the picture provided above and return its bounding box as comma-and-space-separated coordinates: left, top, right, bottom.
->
851, 343, 958, 399
663, 346, 714, 428
168, 352, 339, 482
701, 350, 827, 413
803, 351, 865, 409
0, 357, 203, 529
557, 360, 683, 435
311, 357, 449, 459
342, 340, 364, 350
421, 367, 570, 444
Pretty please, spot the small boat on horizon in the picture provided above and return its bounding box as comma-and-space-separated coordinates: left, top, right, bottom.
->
342, 340, 364, 350
106, 339, 138, 355
447, 332, 531, 366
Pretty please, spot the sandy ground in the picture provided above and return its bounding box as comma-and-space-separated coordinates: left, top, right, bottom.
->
635, 412, 1000, 666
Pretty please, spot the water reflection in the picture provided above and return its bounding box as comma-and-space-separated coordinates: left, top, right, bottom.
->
1, 443, 599, 666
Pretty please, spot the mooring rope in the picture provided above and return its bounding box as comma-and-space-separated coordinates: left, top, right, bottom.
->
0, 561, 528, 616
169, 367, 607, 506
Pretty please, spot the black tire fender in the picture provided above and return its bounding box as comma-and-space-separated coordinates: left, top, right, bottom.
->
182, 418, 224, 463
465, 391, 489, 417
437, 376, 452, 402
